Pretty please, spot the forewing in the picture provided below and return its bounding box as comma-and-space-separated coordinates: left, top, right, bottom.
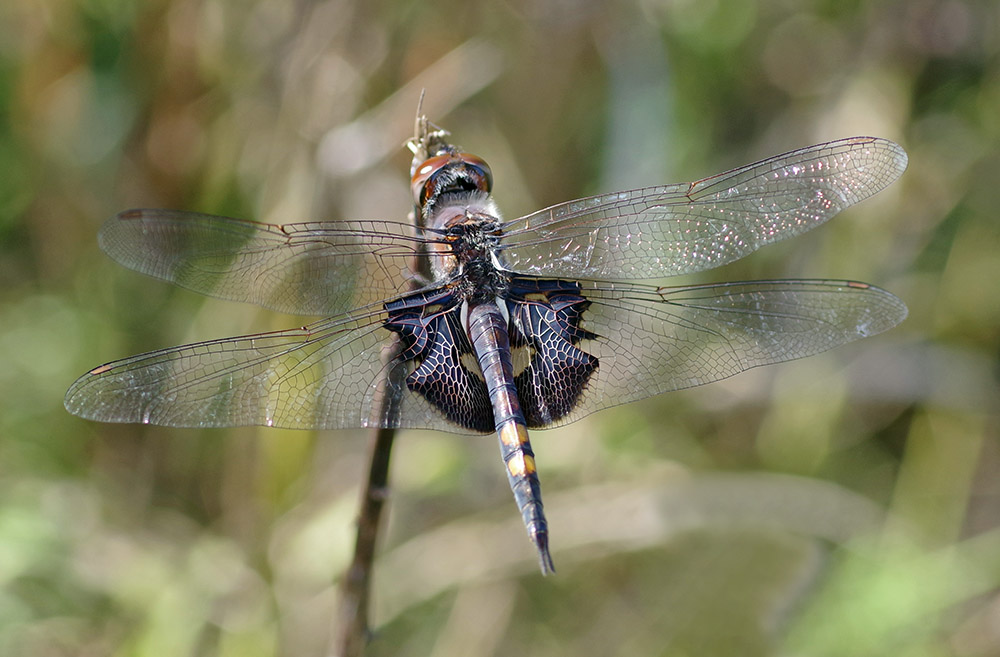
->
63, 309, 471, 432
533, 279, 908, 426
499, 137, 907, 279
98, 209, 429, 316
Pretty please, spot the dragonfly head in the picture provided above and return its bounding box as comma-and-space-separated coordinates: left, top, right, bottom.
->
411, 151, 494, 210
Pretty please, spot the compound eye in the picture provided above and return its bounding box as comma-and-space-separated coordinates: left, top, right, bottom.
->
457, 153, 493, 193
411, 154, 452, 206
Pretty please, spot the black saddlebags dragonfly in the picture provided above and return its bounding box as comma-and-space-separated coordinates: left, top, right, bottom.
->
65, 113, 907, 574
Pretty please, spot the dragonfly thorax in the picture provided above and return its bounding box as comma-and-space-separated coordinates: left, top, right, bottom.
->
454, 252, 510, 303
426, 193, 508, 292
439, 212, 510, 303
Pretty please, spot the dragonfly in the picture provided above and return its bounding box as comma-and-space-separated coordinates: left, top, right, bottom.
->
65, 111, 908, 574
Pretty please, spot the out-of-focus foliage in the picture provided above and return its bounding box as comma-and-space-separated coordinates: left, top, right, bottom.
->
1, 0, 998, 655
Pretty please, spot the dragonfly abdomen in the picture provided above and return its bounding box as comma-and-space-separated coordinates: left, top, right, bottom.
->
466, 301, 555, 574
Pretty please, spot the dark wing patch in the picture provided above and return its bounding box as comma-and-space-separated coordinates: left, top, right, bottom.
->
385, 290, 494, 432
508, 278, 599, 427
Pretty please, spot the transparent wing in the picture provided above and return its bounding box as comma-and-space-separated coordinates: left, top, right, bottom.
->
98, 209, 433, 316
499, 137, 907, 279
63, 308, 471, 432
533, 278, 907, 427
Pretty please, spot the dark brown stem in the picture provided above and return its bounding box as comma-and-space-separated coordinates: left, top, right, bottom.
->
333, 423, 397, 657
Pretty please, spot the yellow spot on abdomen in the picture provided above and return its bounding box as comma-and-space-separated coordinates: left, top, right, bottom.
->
499, 422, 529, 448
506, 452, 536, 477
507, 453, 525, 477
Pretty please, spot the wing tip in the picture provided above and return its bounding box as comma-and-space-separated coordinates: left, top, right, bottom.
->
847, 135, 908, 181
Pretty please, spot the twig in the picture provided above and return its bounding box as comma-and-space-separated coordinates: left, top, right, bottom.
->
333, 423, 397, 657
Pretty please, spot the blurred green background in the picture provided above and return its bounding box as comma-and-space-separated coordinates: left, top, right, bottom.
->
2, 0, 998, 655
